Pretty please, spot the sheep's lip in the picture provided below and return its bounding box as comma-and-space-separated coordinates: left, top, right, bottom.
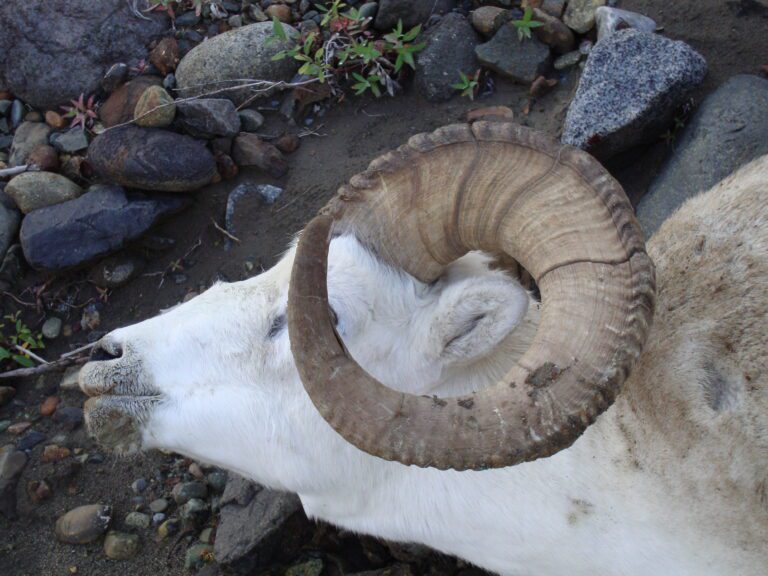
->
83, 395, 161, 454
78, 360, 160, 398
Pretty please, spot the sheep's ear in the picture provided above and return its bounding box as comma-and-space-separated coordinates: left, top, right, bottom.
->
429, 277, 530, 364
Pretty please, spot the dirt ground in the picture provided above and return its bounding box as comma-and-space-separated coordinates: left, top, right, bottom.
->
2, 1, 767, 575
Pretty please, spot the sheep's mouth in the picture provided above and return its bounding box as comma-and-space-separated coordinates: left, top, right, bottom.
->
83, 393, 162, 455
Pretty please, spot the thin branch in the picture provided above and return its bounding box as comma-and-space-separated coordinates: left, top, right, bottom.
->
1, 291, 37, 308
61, 342, 97, 359
0, 164, 29, 179
13, 345, 48, 365
210, 218, 241, 244
0, 356, 87, 380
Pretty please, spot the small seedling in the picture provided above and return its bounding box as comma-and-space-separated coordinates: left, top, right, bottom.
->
60, 93, 98, 130
452, 71, 480, 100
0, 312, 45, 368
511, 8, 544, 41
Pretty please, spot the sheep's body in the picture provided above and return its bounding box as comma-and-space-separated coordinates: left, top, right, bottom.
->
81, 155, 768, 575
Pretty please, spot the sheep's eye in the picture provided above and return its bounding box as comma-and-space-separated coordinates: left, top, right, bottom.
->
268, 314, 286, 338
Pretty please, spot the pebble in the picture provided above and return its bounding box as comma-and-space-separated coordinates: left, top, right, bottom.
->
466, 105, 515, 123
40, 395, 60, 416
199, 527, 214, 544
237, 109, 264, 132
163, 73, 176, 91
232, 134, 288, 177
100, 76, 163, 128
0, 100, 11, 116
554, 50, 582, 70
52, 407, 84, 430
531, 8, 575, 54
150, 37, 180, 76
172, 480, 208, 504
285, 559, 324, 576
158, 517, 179, 539
81, 305, 101, 331
149, 498, 169, 513
41, 444, 71, 463
27, 144, 60, 171
17, 431, 46, 451
131, 478, 148, 494
177, 99, 241, 138
5, 172, 83, 214
10, 100, 24, 129
8, 121, 52, 167
28, 479, 53, 502
0, 421, 10, 433
88, 254, 145, 289
185, 543, 214, 571
152, 512, 166, 525
228, 14, 243, 27
50, 129, 89, 153
55, 504, 112, 544
275, 133, 300, 153
0, 446, 27, 518
563, 0, 606, 34
0, 386, 15, 407
125, 511, 151, 529
470, 6, 507, 37
42, 316, 64, 340
7, 422, 32, 435
101, 63, 130, 93
595, 6, 656, 40
134, 86, 176, 128
265, 4, 292, 22
189, 462, 205, 480
175, 11, 200, 26
103, 531, 139, 560
206, 471, 227, 493
359, 2, 378, 19
25, 111, 43, 122
44, 111, 67, 129
475, 24, 551, 84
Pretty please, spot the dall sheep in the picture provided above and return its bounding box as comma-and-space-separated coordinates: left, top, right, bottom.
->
79, 123, 768, 575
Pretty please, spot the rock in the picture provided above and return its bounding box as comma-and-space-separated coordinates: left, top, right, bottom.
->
229, 14, 243, 27
216, 152, 239, 180
53, 407, 84, 430
152, 512, 166, 525
20, 184, 188, 271
80, 304, 100, 331
177, 99, 241, 138
265, 4, 292, 22
0, 100, 11, 117
176, 11, 200, 26
100, 76, 163, 128
149, 498, 169, 513
125, 511, 151, 530
206, 472, 228, 494
531, 8, 575, 54
28, 145, 60, 171
285, 559, 323, 576
595, 6, 656, 40
374, 0, 456, 30
8, 121, 52, 167
470, 6, 507, 37
554, 50, 582, 70
415, 13, 479, 102
0, 192, 20, 260
275, 133, 300, 153
0, 387, 14, 406
0, 421, 10, 433
40, 395, 60, 416
238, 109, 265, 132
55, 504, 112, 544
150, 37, 180, 76
562, 30, 707, 159
41, 444, 71, 463
88, 254, 145, 288
158, 517, 179, 539
42, 317, 63, 339
466, 105, 515, 123
180, 497, 209, 528
5, 172, 83, 214
475, 24, 550, 84
637, 74, 768, 235
175, 22, 300, 105
0, 0, 167, 109
17, 431, 46, 451
131, 478, 148, 494
89, 126, 216, 192
0, 446, 27, 519
359, 2, 379, 19
215, 477, 303, 573
101, 63, 130, 93
50, 129, 89, 153
28, 479, 53, 503
7, 422, 31, 435
45, 111, 67, 130
10, 101, 24, 128
185, 543, 214, 571
232, 134, 287, 177
134, 86, 176, 128
104, 531, 139, 559
540, 0, 565, 18
172, 481, 207, 505
562, 0, 606, 34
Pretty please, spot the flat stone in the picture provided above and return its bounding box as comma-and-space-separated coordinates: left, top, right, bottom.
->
563, 0, 606, 34
17, 431, 46, 451
134, 86, 176, 128
0, 0, 167, 109
5, 172, 83, 214
175, 22, 300, 105
638, 74, 768, 235
237, 109, 265, 132
373, 0, 456, 30
595, 6, 656, 40
100, 76, 163, 128
149, 498, 169, 513
20, 184, 188, 271
232, 134, 287, 177
172, 481, 208, 504
104, 531, 139, 559
8, 122, 52, 167
416, 13, 479, 102
125, 511, 151, 530
177, 99, 241, 138
55, 503, 112, 544
475, 23, 550, 84
562, 29, 707, 159
532, 8, 575, 54
470, 6, 507, 37
88, 125, 216, 192
50, 128, 89, 153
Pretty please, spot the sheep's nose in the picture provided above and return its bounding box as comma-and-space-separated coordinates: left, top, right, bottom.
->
90, 338, 123, 361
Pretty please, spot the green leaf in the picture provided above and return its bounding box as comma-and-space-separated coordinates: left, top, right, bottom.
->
271, 51, 289, 61
394, 52, 405, 72
370, 82, 381, 97
352, 82, 369, 95
12, 354, 34, 368
272, 16, 287, 40
402, 25, 421, 42
403, 50, 416, 69
352, 72, 368, 83
0, 347, 10, 361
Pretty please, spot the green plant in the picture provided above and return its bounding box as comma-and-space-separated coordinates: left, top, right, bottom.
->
0, 312, 45, 368
60, 93, 98, 130
452, 70, 480, 100
382, 20, 425, 73
511, 7, 544, 41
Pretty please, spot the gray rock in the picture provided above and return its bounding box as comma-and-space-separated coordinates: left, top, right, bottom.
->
104, 531, 139, 559
150, 498, 169, 513
20, 185, 188, 272
0, 100, 11, 116
185, 543, 214, 571
359, 2, 379, 19
175, 23, 299, 105
415, 13, 479, 102
0, 192, 20, 260
125, 511, 151, 530
177, 99, 241, 138
595, 6, 656, 40
532, 8, 575, 54
0, 445, 27, 519
238, 109, 265, 132
563, 0, 606, 34
5, 172, 84, 214
554, 50, 582, 70
50, 128, 89, 153
88, 254, 145, 288
52, 406, 84, 430
180, 497, 209, 528
54, 503, 112, 544
0, 0, 167, 109
10, 101, 24, 129
562, 30, 707, 159
373, 0, 456, 30
475, 24, 550, 84
101, 63, 130, 93
285, 559, 323, 576
8, 122, 52, 167
42, 317, 62, 339
215, 476, 303, 573
16, 430, 46, 451
638, 74, 768, 235
172, 480, 208, 504
88, 126, 216, 192
206, 471, 228, 493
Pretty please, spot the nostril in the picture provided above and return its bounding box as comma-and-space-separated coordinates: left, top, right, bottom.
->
91, 339, 123, 361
